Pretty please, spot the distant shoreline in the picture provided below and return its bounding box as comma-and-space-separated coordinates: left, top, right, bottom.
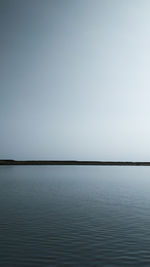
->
1, 160, 150, 166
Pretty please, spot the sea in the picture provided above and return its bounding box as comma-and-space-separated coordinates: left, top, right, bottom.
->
1, 166, 150, 266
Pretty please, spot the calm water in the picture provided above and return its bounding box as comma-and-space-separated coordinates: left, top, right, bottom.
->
1, 166, 150, 266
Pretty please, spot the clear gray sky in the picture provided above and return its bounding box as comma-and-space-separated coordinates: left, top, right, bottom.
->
1, 0, 150, 160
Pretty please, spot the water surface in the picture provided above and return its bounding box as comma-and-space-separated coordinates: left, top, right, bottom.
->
1, 166, 150, 266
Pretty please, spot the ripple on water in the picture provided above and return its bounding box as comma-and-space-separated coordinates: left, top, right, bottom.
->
1, 166, 150, 266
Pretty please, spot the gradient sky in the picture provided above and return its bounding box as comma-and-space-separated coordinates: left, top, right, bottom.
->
1, 0, 150, 160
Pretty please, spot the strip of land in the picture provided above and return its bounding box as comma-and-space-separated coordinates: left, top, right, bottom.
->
1, 160, 150, 166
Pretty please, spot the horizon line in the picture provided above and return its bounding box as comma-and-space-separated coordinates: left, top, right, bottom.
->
1, 160, 150, 166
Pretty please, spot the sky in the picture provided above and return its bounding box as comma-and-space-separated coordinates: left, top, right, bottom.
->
1, 0, 150, 161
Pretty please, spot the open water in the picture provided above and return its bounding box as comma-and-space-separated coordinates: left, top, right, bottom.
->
1, 166, 150, 266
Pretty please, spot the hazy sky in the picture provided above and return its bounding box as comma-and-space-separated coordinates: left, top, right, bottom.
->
1, 0, 150, 160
